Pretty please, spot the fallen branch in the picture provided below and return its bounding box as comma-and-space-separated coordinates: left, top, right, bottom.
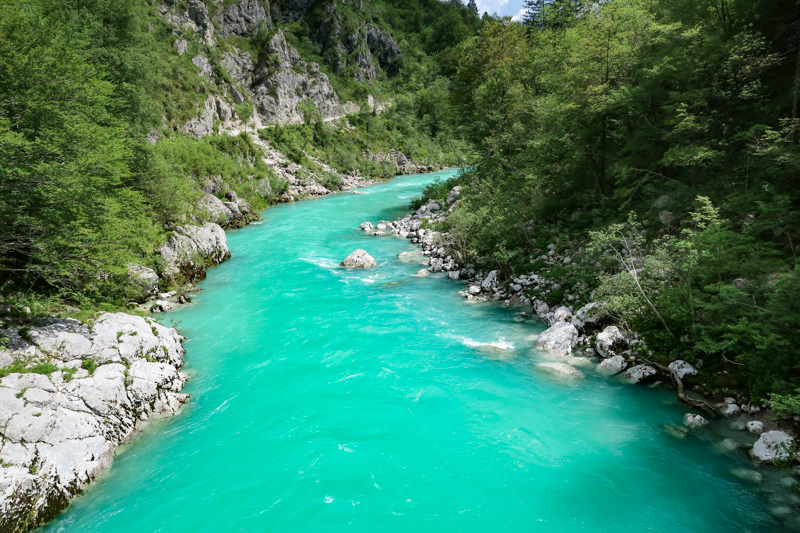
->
721, 354, 745, 367
635, 357, 721, 418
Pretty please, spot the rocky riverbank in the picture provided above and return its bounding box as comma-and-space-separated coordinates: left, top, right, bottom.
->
0, 161, 437, 532
0, 313, 188, 531
356, 185, 800, 517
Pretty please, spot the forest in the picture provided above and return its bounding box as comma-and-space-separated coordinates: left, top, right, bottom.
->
2, 0, 800, 408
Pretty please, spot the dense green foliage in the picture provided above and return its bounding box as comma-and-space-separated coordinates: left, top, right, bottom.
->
0, 0, 478, 311
425, 0, 800, 402
7, 0, 794, 404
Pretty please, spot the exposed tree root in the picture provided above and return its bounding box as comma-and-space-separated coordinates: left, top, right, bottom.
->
636, 357, 721, 418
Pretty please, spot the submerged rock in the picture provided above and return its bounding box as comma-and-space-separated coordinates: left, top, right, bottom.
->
730, 468, 763, 483
535, 322, 579, 356
664, 424, 689, 439
535, 362, 585, 379
683, 413, 709, 428
340, 249, 376, 269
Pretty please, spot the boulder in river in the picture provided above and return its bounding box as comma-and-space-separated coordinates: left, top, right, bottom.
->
747, 421, 764, 435
749, 430, 795, 463
598, 355, 628, 375
535, 322, 579, 356
596, 326, 625, 357
624, 364, 657, 384
683, 413, 709, 428
721, 403, 741, 418
340, 249, 376, 269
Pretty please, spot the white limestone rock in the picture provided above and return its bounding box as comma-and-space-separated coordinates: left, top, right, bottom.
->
0, 312, 188, 530
749, 430, 795, 463
159, 223, 230, 281
533, 300, 549, 316
597, 355, 628, 375
624, 364, 657, 384
127, 264, 159, 301
575, 302, 603, 326
721, 403, 742, 418
340, 249, 376, 269
536, 322, 579, 356
481, 270, 498, 291
683, 414, 709, 428
747, 421, 765, 435
552, 306, 573, 323
596, 326, 626, 358
668, 360, 698, 380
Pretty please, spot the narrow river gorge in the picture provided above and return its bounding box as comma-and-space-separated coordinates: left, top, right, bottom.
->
43, 171, 791, 532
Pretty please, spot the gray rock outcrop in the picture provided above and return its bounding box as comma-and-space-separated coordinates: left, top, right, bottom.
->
536, 322, 579, 356
159, 223, 230, 281
597, 355, 628, 375
158, 0, 215, 43
127, 264, 159, 301
183, 96, 234, 138
311, 2, 402, 81
0, 313, 187, 531
213, 0, 271, 38
340, 249, 376, 269
252, 31, 341, 124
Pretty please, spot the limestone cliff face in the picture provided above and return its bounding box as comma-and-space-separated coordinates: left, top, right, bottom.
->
311, 2, 402, 82
158, 0, 215, 43
251, 31, 341, 124
213, 0, 272, 38
157, 0, 404, 134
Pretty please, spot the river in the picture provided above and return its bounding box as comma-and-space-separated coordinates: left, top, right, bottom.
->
43, 170, 790, 531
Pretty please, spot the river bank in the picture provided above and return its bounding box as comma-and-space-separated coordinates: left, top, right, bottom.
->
38, 169, 798, 532
0, 160, 442, 532
366, 181, 800, 523
3, 170, 795, 532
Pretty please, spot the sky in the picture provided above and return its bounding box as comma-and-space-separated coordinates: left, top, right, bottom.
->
474, 0, 528, 20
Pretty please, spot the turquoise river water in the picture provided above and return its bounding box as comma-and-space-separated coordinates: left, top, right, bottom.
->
43, 170, 792, 532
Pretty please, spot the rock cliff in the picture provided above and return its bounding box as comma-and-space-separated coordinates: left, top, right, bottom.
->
0, 314, 188, 531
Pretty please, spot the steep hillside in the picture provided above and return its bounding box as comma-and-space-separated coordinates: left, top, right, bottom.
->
0, 0, 479, 317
